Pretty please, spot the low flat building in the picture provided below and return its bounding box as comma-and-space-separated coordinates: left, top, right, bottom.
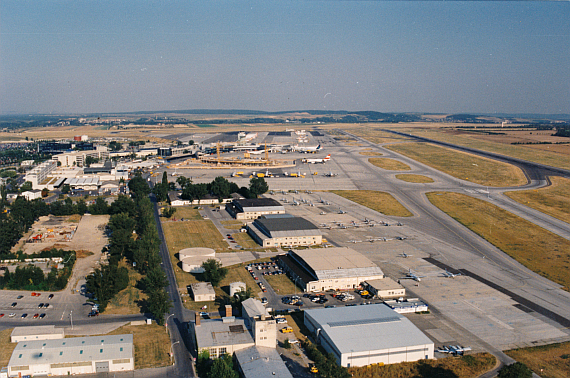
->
235, 346, 293, 378
11, 325, 64, 343
248, 216, 322, 248
8, 334, 133, 376
21, 189, 42, 200
278, 247, 384, 292
226, 198, 285, 220
179, 248, 218, 273
383, 298, 429, 314
304, 305, 434, 367
194, 316, 255, 358
365, 278, 405, 299
190, 282, 216, 302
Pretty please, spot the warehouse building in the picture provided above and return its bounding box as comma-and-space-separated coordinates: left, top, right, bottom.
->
10, 325, 64, 343
277, 247, 384, 292
8, 334, 133, 376
248, 215, 322, 248
226, 198, 285, 220
365, 277, 406, 299
304, 305, 434, 367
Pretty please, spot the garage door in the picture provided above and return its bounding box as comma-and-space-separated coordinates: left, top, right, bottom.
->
95, 361, 109, 372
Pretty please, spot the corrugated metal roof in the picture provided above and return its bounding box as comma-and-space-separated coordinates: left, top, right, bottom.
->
9, 334, 133, 367
235, 346, 293, 378
291, 248, 384, 280
305, 305, 433, 354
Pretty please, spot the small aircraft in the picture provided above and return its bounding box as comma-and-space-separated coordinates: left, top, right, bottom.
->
400, 269, 425, 282
338, 208, 346, 214
248, 149, 264, 155
399, 252, 413, 258
436, 345, 472, 355
302, 154, 331, 164
348, 240, 362, 244
395, 236, 408, 240
366, 237, 387, 243
319, 211, 326, 215
305, 190, 313, 194
324, 171, 338, 177
442, 269, 462, 278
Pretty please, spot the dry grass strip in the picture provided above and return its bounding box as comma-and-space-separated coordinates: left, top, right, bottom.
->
331, 190, 413, 217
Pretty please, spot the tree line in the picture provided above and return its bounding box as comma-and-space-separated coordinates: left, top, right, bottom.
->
85, 173, 171, 324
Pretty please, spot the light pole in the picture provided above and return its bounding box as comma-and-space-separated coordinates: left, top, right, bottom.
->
165, 313, 175, 333
170, 341, 180, 364
70, 310, 73, 330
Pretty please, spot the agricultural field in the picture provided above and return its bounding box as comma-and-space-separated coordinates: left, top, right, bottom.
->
348, 353, 496, 378
387, 142, 527, 187
505, 176, 570, 224
368, 157, 411, 171
505, 341, 570, 378
331, 190, 413, 217
395, 174, 434, 183
427, 192, 570, 290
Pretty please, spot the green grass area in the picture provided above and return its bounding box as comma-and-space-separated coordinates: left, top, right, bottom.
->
162, 219, 229, 252
230, 232, 260, 249
264, 274, 303, 295
505, 341, 570, 378
171, 206, 203, 220
220, 220, 245, 229
505, 176, 570, 224
427, 192, 570, 290
387, 142, 527, 187
368, 157, 411, 171
331, 190, 413, 217
349, 353, 496, 378
395, 174, 434, 183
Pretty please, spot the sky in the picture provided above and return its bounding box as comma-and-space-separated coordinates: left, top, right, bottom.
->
1, 1, 569, 115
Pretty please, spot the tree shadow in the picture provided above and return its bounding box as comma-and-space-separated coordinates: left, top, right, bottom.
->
413, 361, 459, 378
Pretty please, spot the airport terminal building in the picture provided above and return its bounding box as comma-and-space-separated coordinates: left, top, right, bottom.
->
304, 305, 434, 367
277, 247, 384, 292
247, 215, 322, 248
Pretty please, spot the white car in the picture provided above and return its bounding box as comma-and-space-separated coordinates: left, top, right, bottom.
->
8, 313, 16, 317
276, 318, 287, 324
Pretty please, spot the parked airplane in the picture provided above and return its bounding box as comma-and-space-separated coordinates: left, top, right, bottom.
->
319, 211, 326, 215
324, 171, 338, 177
338, 208, 346, 214
442, 269, 462, 278
302, 154, 331, 164
399, 252, 413, 258
293, 144, 321, 153
436, 345, 472, 355
400, 269, 425, 282
248, 149, 264, 155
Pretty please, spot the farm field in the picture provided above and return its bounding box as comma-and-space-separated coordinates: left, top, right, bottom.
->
395, 174, 434, 183
331, 190, 413, 217
368, 157, 411, 171
427, 192, 570, 290
387, 142, 527, 187
505, 176, 570, 224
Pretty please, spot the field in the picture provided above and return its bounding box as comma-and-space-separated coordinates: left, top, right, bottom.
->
104, 260, 146, 315
230, 232, 260, 249
264, 274, 303, 295
387, 142, 527, 187
105, 323, 171, 369
391, 126, 570, 170
368, 157, 411, 171
220, 220, 245, 229
0, 328, 16, 367
331, 190, 413, 217
505, 341, 570, 378
171, 206, 203, 220
395, 174, 434, 183
427, 192, 570, 290
359, 150, 383, 156
348, 353, 496, 378
504, 176, 570, 224
343, 126, 413, 144
161, 219, 228, 253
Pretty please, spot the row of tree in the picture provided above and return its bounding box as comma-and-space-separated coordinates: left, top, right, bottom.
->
85, 174, 171, 324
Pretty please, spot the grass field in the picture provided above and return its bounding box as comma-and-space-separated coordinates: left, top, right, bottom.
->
348, 353, 496, 378
427, 192, 570, 290
395, 174, 434, 183
386, 142, 527, 187
171, 206, 203, 220
104, 260, 146, 315
105, 323, 171, 369
162, 219, 228, 253
505, 176, 570, 224
505, 341, 570, 378
0, 328, 16, 367
231, 232, 260, 249
393, 127, 570, 170
264, 274, 303, 295
331, 190, 413, 217
359, 150, 383, 156
368, 157, 411, 171
344, 127, 412, 144
220, 220, 245, 229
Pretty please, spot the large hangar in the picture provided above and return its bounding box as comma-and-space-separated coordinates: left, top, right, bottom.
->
226, 198, 285, 220
278, 247, 383, 292
304, 305, 434, 367
248, 215, 322, 248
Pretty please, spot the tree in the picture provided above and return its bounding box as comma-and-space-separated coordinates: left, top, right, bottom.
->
109, 195, 136, 217
498, 362, 533, 378
161, 172, 168, 186
161, 207, 176, 218
147, 288, 172, 325
128, 174, 151, 200
61, 184, 71, 194
88, 197, 109, 215
283, 339, 291, 349
108, 141, 122, 151
206, 354, 238, 378
209, 176, 231, 200
201, 259, 228, 287
41, 188, 49, 197
84, 156, 99, 167
248, 177, 268, 198
176, 176, 192, 189
20, 181, 32, 192
139, 267, 169, 292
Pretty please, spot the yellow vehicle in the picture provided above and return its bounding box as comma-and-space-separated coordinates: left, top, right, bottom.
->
309, 363, 318, 374
360, 290, 369, 296
313, 172, 318, 175
280, 327, 293, 334
290, 173, 298, 177
256, 173, 265, 178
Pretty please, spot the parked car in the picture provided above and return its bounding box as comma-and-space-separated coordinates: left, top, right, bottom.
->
38, 303, 44, 308
39, 313, 46, 319
88, 311, 99, 317
21, 313, 28, 319
17, 295, 23, 299
11, 302, 17, 307
9, 313, 16, 317
48, 294, 54, 299
33, 313, 39, 319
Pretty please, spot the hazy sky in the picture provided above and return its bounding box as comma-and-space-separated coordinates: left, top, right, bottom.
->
1, 1, 569, 115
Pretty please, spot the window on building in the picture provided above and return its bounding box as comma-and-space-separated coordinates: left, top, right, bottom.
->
59, 352, 63, 356
210, 348, 218, 358
80, 350, 83, 354
219, 347, 227, 356
100, 349, 103, 353
120, 347, 123, 352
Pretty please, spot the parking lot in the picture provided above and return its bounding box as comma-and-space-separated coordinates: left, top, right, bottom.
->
0, 291, 56, 322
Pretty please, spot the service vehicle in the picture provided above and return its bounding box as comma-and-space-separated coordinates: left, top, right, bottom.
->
280, 327, 293, 333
